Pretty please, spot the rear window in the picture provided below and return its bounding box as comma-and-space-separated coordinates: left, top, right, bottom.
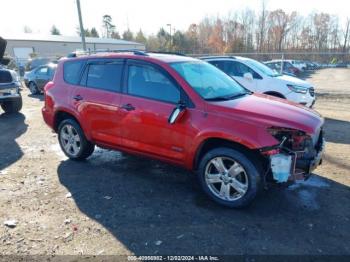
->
63, 60, 85, 85
0, 70, 13, 83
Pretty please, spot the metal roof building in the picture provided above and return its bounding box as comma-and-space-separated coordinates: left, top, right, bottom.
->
2, 33, 145, 64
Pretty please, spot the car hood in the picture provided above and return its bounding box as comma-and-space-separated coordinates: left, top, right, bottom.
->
207, 93, 324, 135
275, 74, 312, 87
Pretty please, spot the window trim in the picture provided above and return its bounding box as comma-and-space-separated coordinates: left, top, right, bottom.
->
124, 59, 194, 108
79, 58, 125, 93
63, 60, 86, 85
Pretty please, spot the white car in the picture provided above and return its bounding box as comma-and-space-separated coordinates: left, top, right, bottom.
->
201, 56, 315, 107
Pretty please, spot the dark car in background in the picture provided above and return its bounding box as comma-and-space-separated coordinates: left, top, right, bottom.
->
24, 63, 57, 94
0, 37, 22, 113
264, 60, 301, 76
25, 58, 56, 72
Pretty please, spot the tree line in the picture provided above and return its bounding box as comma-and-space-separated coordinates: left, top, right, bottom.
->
100, 8, 350, 55
31, 5, 350, 55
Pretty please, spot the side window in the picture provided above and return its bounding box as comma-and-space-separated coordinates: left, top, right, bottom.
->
274, 63, 282, 70
266, 63, 274, 69
63, 60, 85, 85
225, 61, 241, 76
127, 64, 180, 103
233, 62, 262, 79
284, 62, 292, 69
86, 63, 123, 92
37, 67, 48, 75
209, 61, 226, 71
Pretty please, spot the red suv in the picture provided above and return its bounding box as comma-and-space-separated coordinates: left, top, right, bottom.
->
42, 51, 325, 208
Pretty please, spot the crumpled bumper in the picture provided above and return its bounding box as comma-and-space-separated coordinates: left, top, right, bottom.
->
269, 132, 325, 183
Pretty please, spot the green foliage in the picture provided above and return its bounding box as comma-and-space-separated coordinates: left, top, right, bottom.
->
50, 25, 61, 35
122, 29, 134, 41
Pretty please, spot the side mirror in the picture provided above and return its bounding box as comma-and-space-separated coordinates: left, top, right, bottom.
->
243, 72, 253, 81
168, 103, 186, 124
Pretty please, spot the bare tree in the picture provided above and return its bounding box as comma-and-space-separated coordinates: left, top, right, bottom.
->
268, 9, 297, 51
257, 0, 268, 52
342, 18, 350, 52
313, 13, 330, 51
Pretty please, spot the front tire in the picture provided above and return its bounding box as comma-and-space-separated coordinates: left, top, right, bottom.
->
197, 147, 261, 208
58, 119, 95, 160
1, 95, 23, 113
29, 82, 39, 95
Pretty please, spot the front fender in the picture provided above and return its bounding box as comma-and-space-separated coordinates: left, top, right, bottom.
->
185, 127, 277, 169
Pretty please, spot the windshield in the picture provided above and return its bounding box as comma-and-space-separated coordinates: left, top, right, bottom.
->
245, 59, 281, 77
170, 61, 248, 100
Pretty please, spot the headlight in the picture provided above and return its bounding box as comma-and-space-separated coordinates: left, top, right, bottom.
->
267, 127, 310, 151
287, 84, 308, 94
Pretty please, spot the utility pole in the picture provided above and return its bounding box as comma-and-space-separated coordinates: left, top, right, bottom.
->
167, 24, 172, 51
76, 0, 86, 51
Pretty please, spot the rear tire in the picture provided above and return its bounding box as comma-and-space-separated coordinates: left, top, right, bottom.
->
1, 95, 23, 113
197, 147, 261, 208
58, 119, 95, 161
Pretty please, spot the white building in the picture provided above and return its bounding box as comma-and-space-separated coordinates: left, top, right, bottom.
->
2, 33, 145, 64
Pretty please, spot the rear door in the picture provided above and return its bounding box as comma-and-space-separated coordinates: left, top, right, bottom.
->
70, 59, 124, 146
119, 60, 193, 162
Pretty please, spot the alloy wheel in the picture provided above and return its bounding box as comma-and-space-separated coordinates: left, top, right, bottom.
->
205, 156, 249, 201
60, 124, 81, 157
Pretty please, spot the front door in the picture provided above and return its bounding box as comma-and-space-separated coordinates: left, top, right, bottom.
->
228, 61, 260, 92
119, 60, 193, 162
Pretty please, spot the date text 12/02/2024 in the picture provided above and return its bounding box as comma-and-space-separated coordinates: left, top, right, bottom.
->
127, 255, 220, 261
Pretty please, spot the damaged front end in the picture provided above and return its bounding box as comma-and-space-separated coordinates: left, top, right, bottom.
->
260, 127, 325, 183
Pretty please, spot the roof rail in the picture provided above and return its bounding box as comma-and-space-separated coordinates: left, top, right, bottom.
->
67, 49, 148, 58
91, 49, 148, 56
199, 55, 236, 60
148, 51, 187, 56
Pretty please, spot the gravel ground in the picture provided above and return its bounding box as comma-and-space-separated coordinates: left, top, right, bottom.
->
0, 68, 349, 256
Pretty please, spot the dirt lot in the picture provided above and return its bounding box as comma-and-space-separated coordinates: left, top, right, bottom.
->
0, 68, 349, 256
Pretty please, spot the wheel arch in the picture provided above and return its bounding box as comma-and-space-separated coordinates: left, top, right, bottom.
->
192, 137, 266, 171
263, 91, 286, 99
53, 110, 87, 136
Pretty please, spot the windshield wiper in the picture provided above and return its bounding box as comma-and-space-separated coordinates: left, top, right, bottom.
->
205, 92, 249, 101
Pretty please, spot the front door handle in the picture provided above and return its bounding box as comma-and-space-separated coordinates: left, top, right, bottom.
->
121, 103, 135, 111
73, 95, 83, 101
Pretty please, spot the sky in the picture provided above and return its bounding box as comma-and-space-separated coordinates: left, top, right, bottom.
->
0, 0, 349, 37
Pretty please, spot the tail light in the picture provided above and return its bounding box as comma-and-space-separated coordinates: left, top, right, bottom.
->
44, 81, 54, 93
43, 81, 54, 109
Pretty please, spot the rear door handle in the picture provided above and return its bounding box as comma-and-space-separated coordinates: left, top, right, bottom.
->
121, 103, 135, 111
73, 95, 83, 101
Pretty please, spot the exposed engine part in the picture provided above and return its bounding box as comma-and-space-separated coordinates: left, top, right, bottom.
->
270, 154, 292, 183
264, 127, 325, 182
